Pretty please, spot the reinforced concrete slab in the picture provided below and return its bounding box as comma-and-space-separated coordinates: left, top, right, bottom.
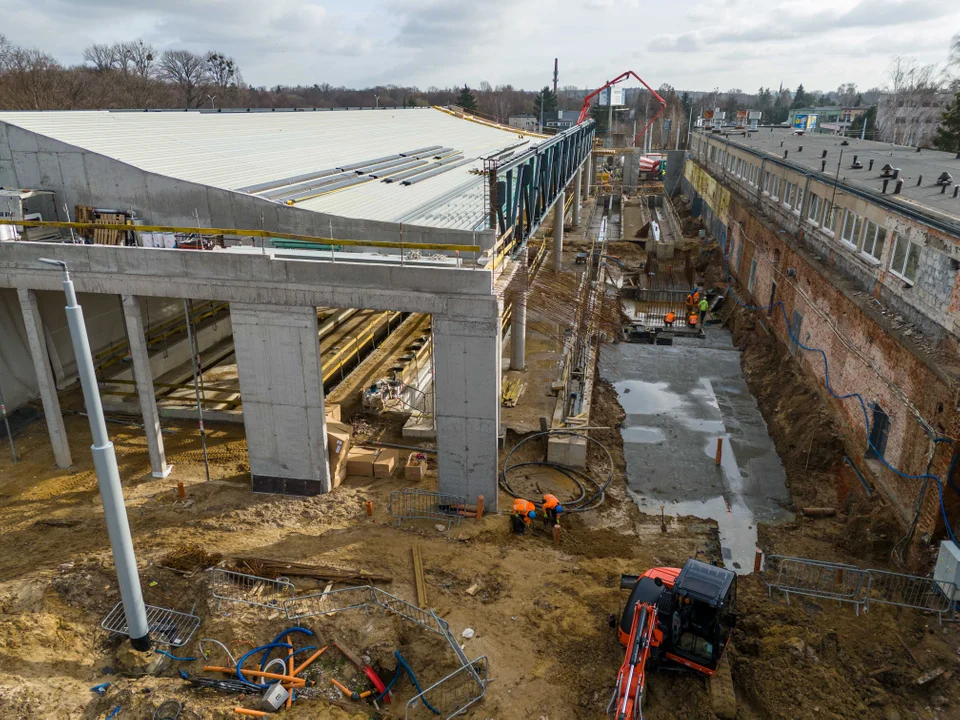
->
601, 328, 792, 573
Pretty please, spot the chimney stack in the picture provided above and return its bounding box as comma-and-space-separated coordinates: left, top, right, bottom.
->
553, 58, 558, 96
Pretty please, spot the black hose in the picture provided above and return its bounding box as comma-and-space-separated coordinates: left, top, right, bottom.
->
500, 429, 614, 512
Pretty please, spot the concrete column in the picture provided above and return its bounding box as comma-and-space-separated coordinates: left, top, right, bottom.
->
231, 303, 330, 496
121, 295, 171, 479
553, 190, 566, 272
17, 288, 72, 468
510, 294, 527, 372
572, 170, 582, 227
434, 303, 500, 511
583, 154, 592, 201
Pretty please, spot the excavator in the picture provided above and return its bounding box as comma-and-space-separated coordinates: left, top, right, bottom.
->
608, 559, 737, 719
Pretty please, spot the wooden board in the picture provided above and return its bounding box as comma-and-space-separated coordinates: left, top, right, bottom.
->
412, 544, 427, 609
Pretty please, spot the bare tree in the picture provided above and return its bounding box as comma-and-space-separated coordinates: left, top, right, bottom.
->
205, 51, 241, 102
82, 43, 118, 73
878, 56, 945, 145
836, 83, 859, 106
158, 49, 208, 107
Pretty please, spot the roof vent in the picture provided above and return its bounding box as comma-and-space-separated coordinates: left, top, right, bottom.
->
880, 163, 894, 177
936, 172, 953, 186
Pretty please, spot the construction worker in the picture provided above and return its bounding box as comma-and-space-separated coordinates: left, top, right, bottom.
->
664, 311, 676, 328
685, 293, 695, 315
542, 494, 564, 527
688, 312, 699, 329
698, 295, 709, 325
691, 287, 700, 304
511, 497, 537, 535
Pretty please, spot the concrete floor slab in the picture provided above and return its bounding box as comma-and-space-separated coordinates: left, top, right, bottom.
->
601, 327, 792, 572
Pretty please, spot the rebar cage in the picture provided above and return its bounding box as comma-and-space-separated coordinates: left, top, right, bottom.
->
283, 585, 488, 718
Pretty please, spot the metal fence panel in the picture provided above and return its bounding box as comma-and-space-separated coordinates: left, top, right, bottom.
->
370, 587, 444, 635
406, 656, 489, 720
283, 585, 375, 620
101, 602, 200, 648
862, 570, 956, 617
389, 489, 465, 528
763, 555, 867, 609
210, 569, 296, 611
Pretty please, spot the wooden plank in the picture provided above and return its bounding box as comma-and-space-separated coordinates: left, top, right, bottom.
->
412, 544, 427, 609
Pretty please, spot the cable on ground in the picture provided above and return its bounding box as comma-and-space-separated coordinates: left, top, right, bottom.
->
500, 429, 614, 512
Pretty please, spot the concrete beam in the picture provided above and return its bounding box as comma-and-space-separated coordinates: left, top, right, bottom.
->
510, 294, 527, 372
434, 306, 500, 511
121, 295, 172, 479
0, 243, 493, 316
231, 303, 330, 496
553, 190, 566, 273
572, 170, 582, 227
17, 288, 72, 468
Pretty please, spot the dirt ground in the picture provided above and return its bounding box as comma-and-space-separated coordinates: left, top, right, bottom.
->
2, 207, 959, 718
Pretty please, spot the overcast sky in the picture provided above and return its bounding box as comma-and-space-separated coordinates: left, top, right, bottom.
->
3, 0, 958, 93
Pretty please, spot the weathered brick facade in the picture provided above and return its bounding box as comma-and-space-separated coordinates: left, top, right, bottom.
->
683, 139, 960, 547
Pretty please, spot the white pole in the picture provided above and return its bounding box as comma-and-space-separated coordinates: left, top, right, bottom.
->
40, 258, 150, 650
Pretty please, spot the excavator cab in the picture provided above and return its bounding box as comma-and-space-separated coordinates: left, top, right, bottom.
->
663, 560, 737, 674
615, 560, 736, 675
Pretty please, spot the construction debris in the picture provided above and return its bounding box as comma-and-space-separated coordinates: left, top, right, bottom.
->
501, 377, 527, 407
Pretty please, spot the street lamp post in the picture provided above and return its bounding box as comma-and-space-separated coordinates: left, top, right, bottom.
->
39, 258, 151, 650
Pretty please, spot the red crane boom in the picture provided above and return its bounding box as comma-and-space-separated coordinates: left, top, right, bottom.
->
577, 71, 667, 148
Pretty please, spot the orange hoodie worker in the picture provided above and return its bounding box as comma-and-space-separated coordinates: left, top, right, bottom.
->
512, 498, 537, 535
542, 494, 564, 526
685, 294, 695, 312
664, 311, 676, 327
688, 313, 699, 327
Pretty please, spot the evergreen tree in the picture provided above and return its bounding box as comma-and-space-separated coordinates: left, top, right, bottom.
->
849, 105, 877, 139
590, 104, 608, 134
533, 86, 558, 117
934, 91, 960, 152
680, 91, 691, 114
456, 84, 477, 112
792, 83, 807, 109
757, 87, 773, 114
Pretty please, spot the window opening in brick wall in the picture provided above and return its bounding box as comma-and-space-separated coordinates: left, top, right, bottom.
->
861, 221, 887, 261
767, 280, 777, 317
748, 257, 757, 292
807, 193, 820, 222
889, 234, 921, 283
865, 403, 890, 459
788, 310, 803, 355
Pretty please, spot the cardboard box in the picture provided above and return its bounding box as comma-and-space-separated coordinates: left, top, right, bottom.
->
325, 403, 342, 423
405, 452, 426, 481
327, 420, 352, 488
346, 447, 379, 477
373, 448, 399, 478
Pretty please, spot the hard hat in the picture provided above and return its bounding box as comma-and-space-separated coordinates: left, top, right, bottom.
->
555, 505, 564, 514
528, 510, 537, 519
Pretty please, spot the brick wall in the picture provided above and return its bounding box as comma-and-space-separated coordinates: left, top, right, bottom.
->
684, 162, 960, 544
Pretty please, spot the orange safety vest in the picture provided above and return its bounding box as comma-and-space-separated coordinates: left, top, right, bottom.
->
513, 498, 536, 524
542, 494, 561, 511
688, 314, 699, 326
665, 311, 676, 323
692, 291, 700, 303
685, 294, 694, 309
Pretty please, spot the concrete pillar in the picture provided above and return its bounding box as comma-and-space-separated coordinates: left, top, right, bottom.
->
230, 303, 330, 496
121, 295, 171, 479
510, 294, 527, 371
583, 154, 592, 201
553, 190, 566, 272
17, 288, 72, 468
572, 170, 582, 226
434, 303, 500, 511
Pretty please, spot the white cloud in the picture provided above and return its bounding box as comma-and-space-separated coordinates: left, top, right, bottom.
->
1, 0, 958, 92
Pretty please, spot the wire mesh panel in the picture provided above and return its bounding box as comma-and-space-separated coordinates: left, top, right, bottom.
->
210, 569, 296, 611
406, 656, 488, 720
389, 489, 466, 529
283, 585, 375, 620
371, 587, 444, 634
628, 289, 692, 329
763, 555, 867, 610
101, 602, 200, 648
862, 570, 956, 618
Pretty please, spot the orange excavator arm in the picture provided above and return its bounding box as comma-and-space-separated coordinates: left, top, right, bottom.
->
609, 601, 661, 720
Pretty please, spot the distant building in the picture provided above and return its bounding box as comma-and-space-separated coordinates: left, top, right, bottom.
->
508, 114, 538, 132
542, 110, 579, 131
876, 92, 950, 147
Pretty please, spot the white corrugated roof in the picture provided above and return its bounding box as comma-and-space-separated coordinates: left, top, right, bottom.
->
0, 107, 540, 230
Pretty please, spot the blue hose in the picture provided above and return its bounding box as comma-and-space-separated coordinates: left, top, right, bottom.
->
154, 649, 196, 662
374, 651, 440, 715
717, 223, 958, 544
236, 642, 292, 685
104, 707, 120, 720
258, 627, 314, 672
